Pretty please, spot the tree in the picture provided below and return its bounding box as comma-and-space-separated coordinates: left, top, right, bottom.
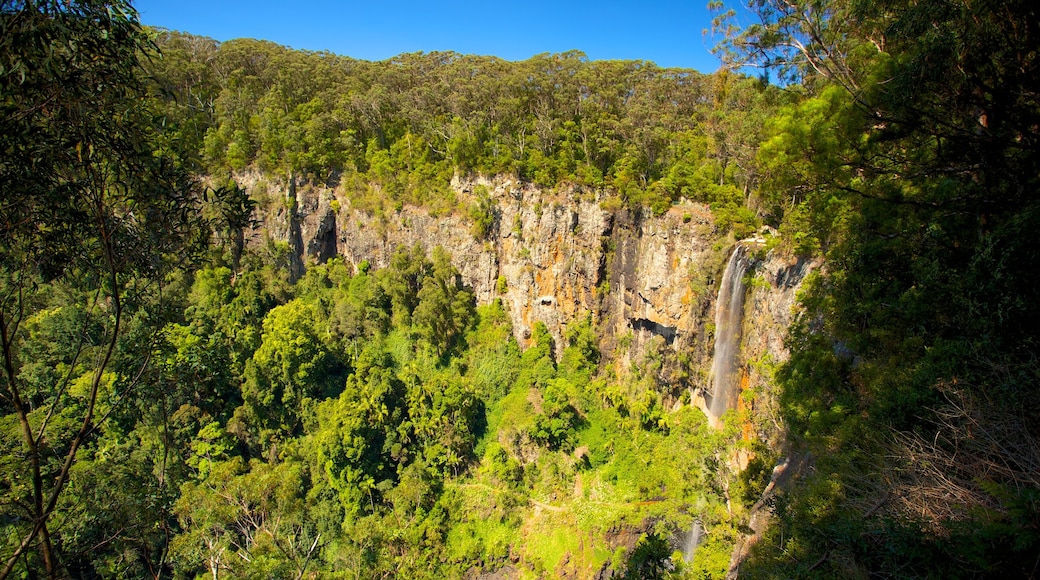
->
238, 299, 342, 448
310, 345, 406, 518
529, 378, 581, 451
515, 322, 556, 391
623, 532, 671, 580
412, 247, 475, 357
143, 28, 220, 171
173, 457, 318, 580
710, 0, 866, 90
0, 2, 205, 576
715, 0, 1040, 575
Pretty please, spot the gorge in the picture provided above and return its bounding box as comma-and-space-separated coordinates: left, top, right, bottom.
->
241, 169, 813, 576
7, 6, 1039, 576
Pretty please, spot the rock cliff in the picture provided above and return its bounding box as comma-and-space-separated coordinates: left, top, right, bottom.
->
740, 251, 816, 444
247, 173, 731, 368
240, 170, 818, 576
241, 170, 813, 406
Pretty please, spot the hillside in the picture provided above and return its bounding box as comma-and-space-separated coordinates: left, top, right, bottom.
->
2, 2, 1039, 578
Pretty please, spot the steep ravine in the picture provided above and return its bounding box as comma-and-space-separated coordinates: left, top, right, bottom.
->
242, 171, 816, 576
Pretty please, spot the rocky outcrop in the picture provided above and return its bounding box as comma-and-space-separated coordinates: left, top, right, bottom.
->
740, 251, 817, 444
601, 203, 717, 358
239, 171, 819, 576
248, 173, 725, 366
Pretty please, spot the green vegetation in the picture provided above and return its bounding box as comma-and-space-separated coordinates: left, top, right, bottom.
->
0, 2, 206, 576
713, 0, 1040, 576
3, 0, 1038, 578
1, 227, 744, 577
145, 30, 784, 228
2, 11, 748, 568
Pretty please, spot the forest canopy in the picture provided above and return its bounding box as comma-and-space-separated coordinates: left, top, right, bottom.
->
145, 28, 785, 230
2, 0, 1039, 578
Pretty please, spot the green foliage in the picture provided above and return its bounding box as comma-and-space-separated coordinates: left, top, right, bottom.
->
310, 344, 406, 517
238, 298, 344, 444
717, 0, 1040, 576
623, 533, 671, 580
515, 321, 557, 391
380, 244, 432, 327
28, 1, 1040, 576
529, 378, 583, 451
172, 456, 316, 578
468, 185, 498, 239
559, 315, 600, 387
144, 35, 783, 234
412, 247, 476, 357
0, 2, 207, 575
0, 225, 753, 578
481, 442, 523, 487
467, 300, 522, 405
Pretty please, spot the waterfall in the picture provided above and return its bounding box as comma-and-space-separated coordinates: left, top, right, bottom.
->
682, 519, 704, 563
708, 245, 752, 422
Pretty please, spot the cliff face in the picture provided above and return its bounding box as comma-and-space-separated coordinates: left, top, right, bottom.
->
739, 251, 816, 444
252, 173, 724, 362
244, 171, 812, 401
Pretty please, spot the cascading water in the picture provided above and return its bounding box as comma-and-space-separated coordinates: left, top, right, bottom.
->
708, 245, 752, 422
682, 519, 704, 563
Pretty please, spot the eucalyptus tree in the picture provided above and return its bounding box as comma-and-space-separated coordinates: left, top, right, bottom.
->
0, 1, 206, 576
714, 0, 1040, 575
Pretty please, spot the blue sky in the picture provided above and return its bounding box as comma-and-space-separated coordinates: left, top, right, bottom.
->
134, 0, 729, 73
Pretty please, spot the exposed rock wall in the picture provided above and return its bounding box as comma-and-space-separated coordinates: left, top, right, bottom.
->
239, 172, 814, 402
602, 203, 717, 355
247, 173, 726, 363
740, 252, 817, 444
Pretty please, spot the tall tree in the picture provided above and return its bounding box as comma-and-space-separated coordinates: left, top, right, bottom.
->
715, 0, 1040, 575
0, 2, 205, 576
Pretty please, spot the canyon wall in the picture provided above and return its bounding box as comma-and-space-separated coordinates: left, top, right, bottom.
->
242, 171, 818, 576
247, 173, 725, 363
244, 171, 813, 406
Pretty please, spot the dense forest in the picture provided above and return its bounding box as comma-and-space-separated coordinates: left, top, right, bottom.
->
2, 0, 1039, 578
145, 28, 784, 235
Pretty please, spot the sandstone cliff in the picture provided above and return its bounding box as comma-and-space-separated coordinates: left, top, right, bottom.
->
246, 173, 728, 369
239, 171, 818, 576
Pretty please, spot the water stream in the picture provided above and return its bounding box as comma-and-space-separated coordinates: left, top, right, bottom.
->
682, 519, 704, 563
708, 245, 752, 422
